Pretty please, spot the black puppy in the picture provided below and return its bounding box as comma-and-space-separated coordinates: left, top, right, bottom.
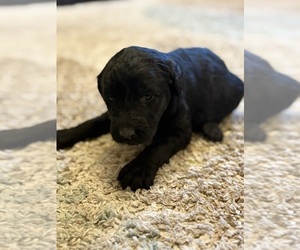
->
245, 50, 300, 141
57, 46, 244, 191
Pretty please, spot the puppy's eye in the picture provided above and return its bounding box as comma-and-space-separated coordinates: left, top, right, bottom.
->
107, 96, 115, 103
143, 94, 153, 101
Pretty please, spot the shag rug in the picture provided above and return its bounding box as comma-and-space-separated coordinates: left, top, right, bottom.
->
244, 4, 300, 250
0, 3, 56, 250
1, 1, 299, 249
57, 0, 244, 249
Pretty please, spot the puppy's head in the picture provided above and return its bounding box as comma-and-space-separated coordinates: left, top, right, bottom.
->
97, 46, 182, 145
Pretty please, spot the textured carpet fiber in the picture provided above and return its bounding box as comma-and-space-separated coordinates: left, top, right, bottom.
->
57, 0, 244, 249
0, 3, 56, 249
244, 5, 300, 249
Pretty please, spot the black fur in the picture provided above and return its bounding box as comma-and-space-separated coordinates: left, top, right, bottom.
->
245, 50, 300, 141
57, 0, 108, 6
0, 120, 56, 149
57, 46, 244, 191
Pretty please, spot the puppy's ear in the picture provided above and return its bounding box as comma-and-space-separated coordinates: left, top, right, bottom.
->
166, 59, 182, 82
158, 58, 182, 95
97, 71, 104, 95
96, 49, 125, 96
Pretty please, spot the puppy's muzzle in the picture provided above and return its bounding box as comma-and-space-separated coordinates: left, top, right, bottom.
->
119, 127, 135, 139
110, 116, 153, 145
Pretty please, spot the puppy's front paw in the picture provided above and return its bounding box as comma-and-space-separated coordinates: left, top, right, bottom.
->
117, 160, 157, 191
57, 129, 76, 149
202, 122, 223, 142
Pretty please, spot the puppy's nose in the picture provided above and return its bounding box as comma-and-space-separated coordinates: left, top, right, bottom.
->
119, 127, 135, 139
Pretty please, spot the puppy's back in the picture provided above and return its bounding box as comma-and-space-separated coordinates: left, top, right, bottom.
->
169, 48, 244, 122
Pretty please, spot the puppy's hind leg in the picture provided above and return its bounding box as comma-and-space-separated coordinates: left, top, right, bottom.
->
202, 122, 223, 142
57, 111, 110, 149
244, 122, 266, 142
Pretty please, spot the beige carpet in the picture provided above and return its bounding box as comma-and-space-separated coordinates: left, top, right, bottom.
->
0, 3, 56, 249
57, 0, 244, 249
1, 1, 298, 249
244, 3, 300, 249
